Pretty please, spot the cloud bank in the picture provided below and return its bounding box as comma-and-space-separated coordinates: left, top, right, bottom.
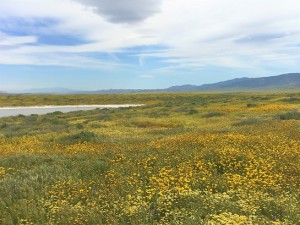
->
0, 0, 300, 74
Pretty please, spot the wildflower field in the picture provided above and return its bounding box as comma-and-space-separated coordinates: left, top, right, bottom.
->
0, 92, 299, 224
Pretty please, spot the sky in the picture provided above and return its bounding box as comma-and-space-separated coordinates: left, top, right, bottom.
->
1, 0, 300, 91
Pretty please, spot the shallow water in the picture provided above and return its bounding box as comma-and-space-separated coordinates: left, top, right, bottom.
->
0, 104, 143, 118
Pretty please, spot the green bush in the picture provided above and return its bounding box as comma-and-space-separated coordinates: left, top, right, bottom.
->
60, 131, 97, 144
188, 109, 198, 115
96, 114, 112, 121
279, 110, 300, 120
76, 124, 84, 129
246, 103, 258, 107
0, 123, 7, 129
202, 111, 225, 118
281, 97, 300, 103
233, 118, 264, 126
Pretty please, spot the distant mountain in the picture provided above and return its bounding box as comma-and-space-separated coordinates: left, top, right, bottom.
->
96, 73, 299, 93
7, 73, 300, 94
92, 89, 152, 94
13, 87, 83, 94
195, 73, 300, 90
165, 84, 200, 92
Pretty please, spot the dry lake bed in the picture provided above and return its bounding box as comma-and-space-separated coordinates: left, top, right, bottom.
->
0, 104, 143, 118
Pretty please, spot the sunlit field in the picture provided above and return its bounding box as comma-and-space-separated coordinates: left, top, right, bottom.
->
0, 92, 300, 224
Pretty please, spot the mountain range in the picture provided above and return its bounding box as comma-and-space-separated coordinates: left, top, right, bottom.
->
4, 73, 300, 94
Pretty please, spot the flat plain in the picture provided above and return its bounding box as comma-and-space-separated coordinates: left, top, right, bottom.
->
0, 92, 299, 224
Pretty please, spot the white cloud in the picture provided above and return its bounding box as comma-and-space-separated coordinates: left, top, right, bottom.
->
75, 0, 162, 24
142, 0, 300, 69
139, 74, 154, 78
0, 32, 37, 46
0, 0, 300, 71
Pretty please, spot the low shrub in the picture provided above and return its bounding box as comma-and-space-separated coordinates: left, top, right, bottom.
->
60, 131, 98, 144
202, 111, 225, 118
233, 118, 264, 126
281, 97, 300, 103
76, 124, 84, 129
246, 103, 258, 107
279, 110, 300, 120
96, 114, 112, 121
188, 109, 199, 115
48, 111, 64, 115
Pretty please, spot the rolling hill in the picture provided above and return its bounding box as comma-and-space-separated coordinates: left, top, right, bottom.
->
166, 73, 300, 91
7, 73, 300, 94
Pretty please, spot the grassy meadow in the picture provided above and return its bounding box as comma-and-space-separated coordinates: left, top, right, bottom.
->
0, 92, 300, 224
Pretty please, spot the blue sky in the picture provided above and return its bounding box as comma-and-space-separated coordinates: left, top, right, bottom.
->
1, 0, 300, 91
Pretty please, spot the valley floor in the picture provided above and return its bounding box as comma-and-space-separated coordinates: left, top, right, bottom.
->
0, 92, 299, 224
